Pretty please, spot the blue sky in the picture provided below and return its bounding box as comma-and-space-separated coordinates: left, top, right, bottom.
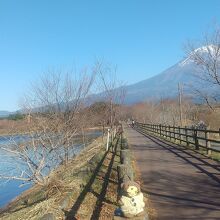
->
0, 0, 220, 111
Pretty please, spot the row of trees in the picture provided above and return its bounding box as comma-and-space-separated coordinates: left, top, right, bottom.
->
129, 98, 220, 129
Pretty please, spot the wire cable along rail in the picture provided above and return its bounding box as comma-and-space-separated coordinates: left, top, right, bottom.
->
134, 122, 220, 155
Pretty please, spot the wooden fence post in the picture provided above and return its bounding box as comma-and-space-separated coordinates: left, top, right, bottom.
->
205, 126, 211, 156
194, 129, 199, 150
169, 125, 171, 140
174, 127, 176, 141
134, 122, 220, 158
178, 126, 181, 144
106, 128, 110, 151
185, 126, 189, 146
164, 125, 166, 137
165, 125, 168, 138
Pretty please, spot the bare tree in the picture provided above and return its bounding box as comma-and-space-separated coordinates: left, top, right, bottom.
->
130, 97, 197, 127
94, 61, 126, 129
131, 102, 159, 124
185, 24, 220, 108
0, 69, 95, 186
0, 134, 57, 186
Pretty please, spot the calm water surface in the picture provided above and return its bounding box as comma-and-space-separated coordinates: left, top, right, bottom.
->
0, 131, 102, 208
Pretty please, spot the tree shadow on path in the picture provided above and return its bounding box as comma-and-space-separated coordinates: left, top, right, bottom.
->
135, 128, 220, 185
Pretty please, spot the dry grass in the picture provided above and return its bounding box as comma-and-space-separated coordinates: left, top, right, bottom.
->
0, 136, 105, 219
71, 137, 120, 219
0, 119, 29, 135
0, 135, 121, 220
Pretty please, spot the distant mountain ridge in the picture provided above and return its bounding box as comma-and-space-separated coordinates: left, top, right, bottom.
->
0, 111, 12, 118
122, 61, 197, 103
114, 46, 220, 104
1, 46, 219, 112
86, 47, 219, 105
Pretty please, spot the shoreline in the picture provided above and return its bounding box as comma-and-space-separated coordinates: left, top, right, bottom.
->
0, 134, 106, 219
0, 128, 104, 211
0, 126, 104, 138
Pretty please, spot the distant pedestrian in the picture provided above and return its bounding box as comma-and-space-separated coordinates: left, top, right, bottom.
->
132, 120, 135, 127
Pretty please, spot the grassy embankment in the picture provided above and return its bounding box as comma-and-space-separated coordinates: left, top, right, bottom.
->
0, 134, 122, 220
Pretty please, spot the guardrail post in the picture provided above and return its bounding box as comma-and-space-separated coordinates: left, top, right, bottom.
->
159, 124, 162, 136
205, 126, 211, 156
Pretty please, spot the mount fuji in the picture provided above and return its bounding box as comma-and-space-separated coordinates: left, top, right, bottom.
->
119, 45, 219, 104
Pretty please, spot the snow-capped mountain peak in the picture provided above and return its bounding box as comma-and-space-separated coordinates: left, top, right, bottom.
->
193, 44, 216, 53
179, 57, 193, 67
179, 44, 218, 67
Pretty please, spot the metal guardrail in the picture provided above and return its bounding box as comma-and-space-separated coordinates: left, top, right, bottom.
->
135, 122, 220, 154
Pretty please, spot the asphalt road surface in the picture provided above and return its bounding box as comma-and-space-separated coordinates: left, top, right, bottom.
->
124, 125, 220, 220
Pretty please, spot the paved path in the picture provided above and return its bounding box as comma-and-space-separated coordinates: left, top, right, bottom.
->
124, 125, 220, 220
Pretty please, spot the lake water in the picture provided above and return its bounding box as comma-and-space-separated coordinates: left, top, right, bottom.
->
0, 130, 102, 208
